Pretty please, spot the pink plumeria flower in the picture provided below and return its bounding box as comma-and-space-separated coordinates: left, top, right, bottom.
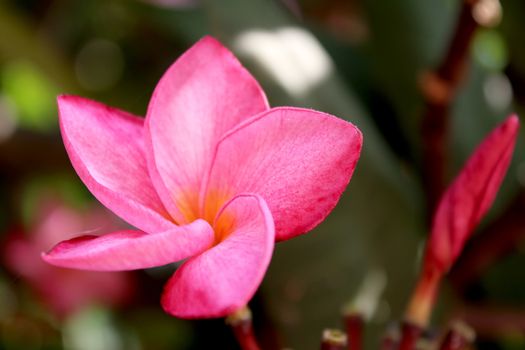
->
42, 36, 363, 318
5, 197, 134, 318
406, 115, 519, 326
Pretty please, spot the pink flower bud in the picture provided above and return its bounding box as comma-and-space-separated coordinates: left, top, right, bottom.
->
425, 115, 519, 274
406, 115, 519, 327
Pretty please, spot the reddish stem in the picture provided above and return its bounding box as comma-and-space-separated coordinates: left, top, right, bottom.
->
396, 322, 422, 350
380, 324, 400, 350
230, 322, 261, 350
344, 313, 363, 350
226, 308, 261, 350
438, 321, 475, 350
437, 0, 480, 84
421, 0, 482, 214
421, 102, 448, 215
381, 335, 398, 350
405, 265, 442, 327
456, 304, 525, 337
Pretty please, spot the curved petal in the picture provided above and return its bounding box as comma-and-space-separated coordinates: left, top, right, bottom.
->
202, 107, 362, 241
426, 115, 519, 273
145, 36, 269, 224
58, 95, 173, 233
42, 219, 214, 271
161, 194, 275, 318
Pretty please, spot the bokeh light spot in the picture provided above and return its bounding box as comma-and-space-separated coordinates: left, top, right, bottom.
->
75, 39, 125, 92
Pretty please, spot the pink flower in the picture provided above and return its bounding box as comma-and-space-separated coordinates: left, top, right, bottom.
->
406, 115, 519, 326
5, 197, 134, 318
42, 36, 363, 318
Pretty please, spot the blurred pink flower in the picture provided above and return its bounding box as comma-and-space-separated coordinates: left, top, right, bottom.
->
43, 36, 363, 318
4, 197, 134, 318
406, 115, 519, 326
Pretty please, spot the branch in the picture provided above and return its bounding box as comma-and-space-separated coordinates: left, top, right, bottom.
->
420, 0, 495, 213
454, 304, 525, 337
226, 307, 262, 350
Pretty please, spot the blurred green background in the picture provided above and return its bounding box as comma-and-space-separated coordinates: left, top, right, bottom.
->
1, 0, 525, 349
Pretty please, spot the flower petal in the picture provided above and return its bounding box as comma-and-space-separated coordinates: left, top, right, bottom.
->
203, 107, 362, 241
426, 115, 520, 273
161, 194, 275, 318
145, 36, 269, 223
58, 95, 173, 233
42, 219, 214, 271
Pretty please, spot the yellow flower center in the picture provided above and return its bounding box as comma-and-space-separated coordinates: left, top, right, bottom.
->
176, 189, 234, 244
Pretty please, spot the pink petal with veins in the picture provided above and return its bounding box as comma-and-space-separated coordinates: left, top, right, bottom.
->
42, 220, 214, 271
145, 36, 269, 223
58, 95, 173, 233
203, 107, 362, 241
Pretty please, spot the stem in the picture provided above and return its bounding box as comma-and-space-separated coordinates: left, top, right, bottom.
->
381, 336, 397, 350
438, 321, 475, 350
321, 329, 347, 350
343, 313, 363, 350
437, 1, 481, 84
398, 266, 441, 350
226, 307, 261, 350
380, 323, 400, 350
455, 304, 525, 337
420, 0, 483, 214
405, 266, 441, 327
396, 322, 422, 350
